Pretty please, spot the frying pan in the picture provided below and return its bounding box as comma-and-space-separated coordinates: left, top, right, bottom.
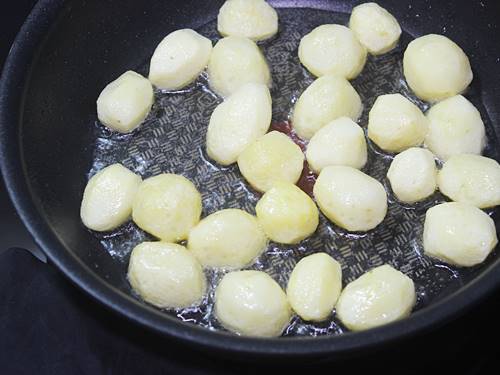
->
1, 0, 500, 360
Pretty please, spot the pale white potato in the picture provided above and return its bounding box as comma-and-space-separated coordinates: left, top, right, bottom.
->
132, 174, 202, 242
255, 182, 319, 244
336, 265, 415, 331
128, 242, 206, 308
298, 24, 367, 79
306, 117, 367, 173
387, 147, 437, 203
425, 95, 486, 161
292, 75, 363, 140
237, 131, 305, 192
188, 209, 267, 269
423, 202, 498, 267
286, 253, 342, 322
206, 83, 272, 166
403, 34, 473, 102
215, 270, 292, 337
349, 2, 402, 55
313, 166, 387, 232
81, 164, 142, 231
97, 71, 154, 133
149, 29, 212, 90
437, 154, 500, 209
217, 0, 278, 41
368, 94, 428, 153
207, 36, 271, 97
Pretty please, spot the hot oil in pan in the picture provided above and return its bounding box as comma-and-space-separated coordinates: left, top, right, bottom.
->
88, 8, 499, 336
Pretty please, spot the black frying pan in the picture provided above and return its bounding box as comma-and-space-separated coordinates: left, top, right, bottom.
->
1, 0, 500, 360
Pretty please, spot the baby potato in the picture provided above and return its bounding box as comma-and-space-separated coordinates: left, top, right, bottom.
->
437, 154, 500, 209
207, 36, 271, 97
425, 95, 486, 161
349, 2, 402, 55
403, 34, 473, 102
237, 131, 305, 192
292, 75, 363, 140
132, 174, 202, 242
128, 242, 206, 309
188, 209, 267, 269
206, 83, 272, 166
217, 0, 278, 41
255, 182, 319, 244
387, 147, 437, 203
149, 29, 212, 90
80, 164, 141, 231
306, 117, 367, 173
313, 166, 387, 232
97, 71, 154, 133
215, 270, 292, 337
423, 202, 498, 267
336, 265, 416, 331
286, 253, 342, 322
298, 24, 367, 79
368, 94, 428, 153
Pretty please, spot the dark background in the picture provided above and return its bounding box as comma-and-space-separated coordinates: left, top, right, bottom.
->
1, 1, 500, 374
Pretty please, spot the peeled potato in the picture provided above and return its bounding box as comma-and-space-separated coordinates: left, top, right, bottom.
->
306, 117, 367, 173
314, 166, 387, 232
298, 24, 367, 79
437, 154, 500, 209
97, 71, 154, 133
132, 174, 202, 242
188, 209, 267, 269
215, 270, 291, 337
255, 182, 319, 244
286, 253, 342, 322
423, 202, 498, 267
149, 29, 212, 90
368, 94, 428, 153
425, 95, 485, 161
217, 0, 278, 41
128, 242, 206, 308
80, 164, 141, 231
206, 83, 272, 166
237, 131, 304, 192
403, 34, 473, 102
292, 75, 363, 140
387, 147, 437, 203
207, 36, 271, 97
336, 265, 416, 331
349, 2, 402, 55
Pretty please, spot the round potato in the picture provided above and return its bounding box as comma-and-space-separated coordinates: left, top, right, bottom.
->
313, 166, 387, 232
403, 34, 472, 102
336, 265, 416, 331
286, 253, 342, 322
423, 202, 498, 267
81, 164, 142, 231
97, 71, 154, 133
255, 182, 319, 244
132, 174, 202, 242
128, 242, 206, 309
207, 36, 271, 97
217, 0, 278, 41
292, 75, 363, 140
206, 83, 272, 166
148, 29, 212, 90
237, 131, 305, 192
437, 154, 500, 209
215, 270, 292, 337
298, 24, 367, 79
368, 94, 428, 153
424, 95, 485, 161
